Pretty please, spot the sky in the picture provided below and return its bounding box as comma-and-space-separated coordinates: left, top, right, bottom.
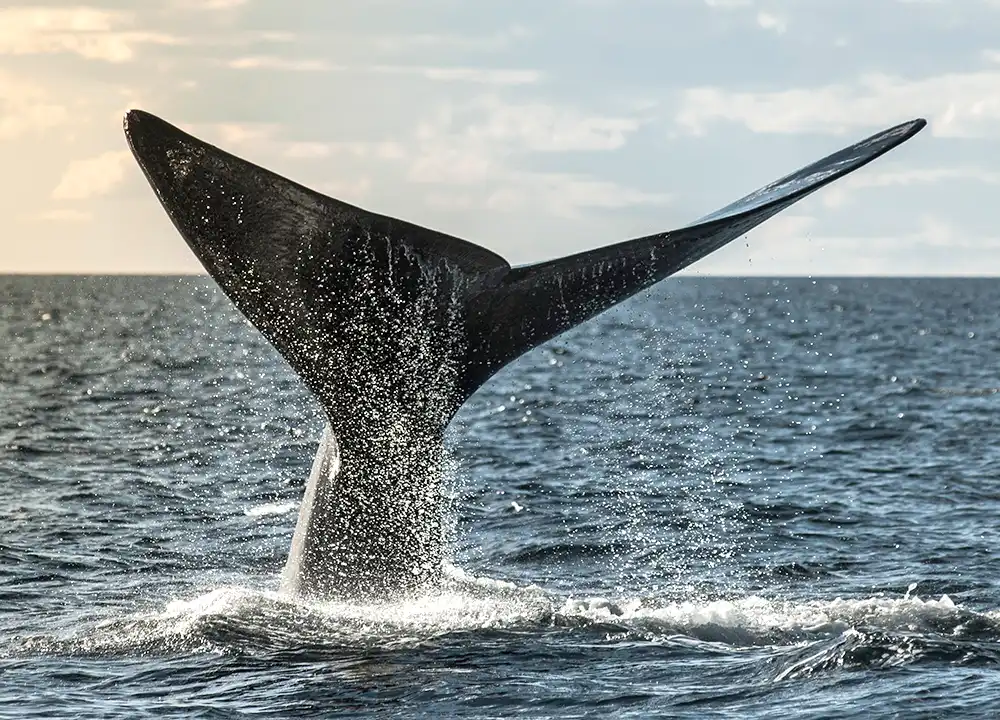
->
1, 0, 999, 275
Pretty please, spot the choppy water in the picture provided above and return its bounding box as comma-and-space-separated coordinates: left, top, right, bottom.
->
3, 275, 1000, 718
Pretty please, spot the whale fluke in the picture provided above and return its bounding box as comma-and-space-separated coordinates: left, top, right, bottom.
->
124, 110, 925, 599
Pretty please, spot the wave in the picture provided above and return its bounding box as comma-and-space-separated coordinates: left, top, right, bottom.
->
9, 569, 1000, 677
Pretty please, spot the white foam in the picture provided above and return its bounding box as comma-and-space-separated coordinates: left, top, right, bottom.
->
555, 592, 974, 645
71, 575, 996, 654
244, 501, 298, 517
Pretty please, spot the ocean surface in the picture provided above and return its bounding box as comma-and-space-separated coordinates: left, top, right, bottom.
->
2, 275, 1000, 718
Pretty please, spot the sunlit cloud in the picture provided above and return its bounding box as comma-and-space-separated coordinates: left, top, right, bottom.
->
454, 96, 641, 152
389, 66, 542, 86
283, 140, 405, 160
484, 172, 670, 218
372, 25, 531, 53
226, 59, 541, 85
33, 208, 93, 223
227, 56, 344, 71
403, 96, 663, 217
0, 71, 68, 140
316, 176, 373, 203
0, 7, 181, 62
676, 72, 1000, 137
2, 0, 995, 274
52, 150, 132, 200
407, 98, 639, 184
172, 0, 249, 9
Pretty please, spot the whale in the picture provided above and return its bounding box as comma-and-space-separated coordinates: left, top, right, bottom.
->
124, 110, 925, 600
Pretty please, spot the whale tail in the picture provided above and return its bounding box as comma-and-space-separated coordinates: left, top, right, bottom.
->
124, 111, 925, 598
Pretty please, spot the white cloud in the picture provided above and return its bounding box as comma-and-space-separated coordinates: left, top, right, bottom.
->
695, 214, 1000, 276
704, 0, 752, 7
226, 59, 541, 85
407, 141, 496, 185
172, 121, 280, 152
461, 96, 641, 152
403, 97, 664, 217
0, 71, 68, 140
865, 167, 1000, 185
676, 71, 1000, 137
755, 213, 818, 238
33, 208, 93, 223
283, 142, 338, 159
0, 7, 180, 62
821, 166, 1000, 208
227, 56, 343, 71
183, 122, 407, 166
401, 66, 541, 86
52, 151, 132, 200
485, 172, 670, 218
174, 0, 249, 9
407, 99, 632, 184
316, 176, 373, 203
373, 26, 530, 53
404, 96, 644, 186
283, 140, 405, 160
756, 11, 788, 34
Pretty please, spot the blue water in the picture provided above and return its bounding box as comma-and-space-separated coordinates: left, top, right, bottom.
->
3, 276, 1000, 718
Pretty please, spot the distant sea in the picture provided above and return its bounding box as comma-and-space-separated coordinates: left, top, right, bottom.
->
3, 275, 1000, 719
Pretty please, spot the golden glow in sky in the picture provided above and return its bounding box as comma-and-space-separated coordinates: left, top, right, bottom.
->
2, 1, 999, 274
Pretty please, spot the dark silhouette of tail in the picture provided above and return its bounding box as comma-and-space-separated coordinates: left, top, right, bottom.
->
124, 111, 925, 599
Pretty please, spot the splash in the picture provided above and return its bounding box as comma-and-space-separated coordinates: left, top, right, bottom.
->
10, 569, 998, 664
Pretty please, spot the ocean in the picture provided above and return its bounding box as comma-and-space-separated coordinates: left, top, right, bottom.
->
2, 275, 999, 718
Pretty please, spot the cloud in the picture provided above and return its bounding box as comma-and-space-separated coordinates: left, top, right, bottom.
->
695, 214, 1000, 276
860, 167, 1000, 185
316, 177, 373, 203
227, 56, 344, 71
284, 140, 405, 160
182, 122, 407, 165
403, 96, 665, 217
756, 11, 788, 34
821, 166, 1000, 208
405, 96, 644, 185
226, 59, 541, 85
33, 208, 93, 223
216, 93, 664, 219
701, 1, 788, 34
0, 7, 181, 62
676, 72, 1000, 137
377, 66, 542, 86
173, 0, 249, 9
373, 25, 531, 53
171, 121, 282, 150
484, 172, 670, 218
52, 151, 132, 200
0, 71, 68, 140
461, 96, 641, 152
407, 139, 497, 186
